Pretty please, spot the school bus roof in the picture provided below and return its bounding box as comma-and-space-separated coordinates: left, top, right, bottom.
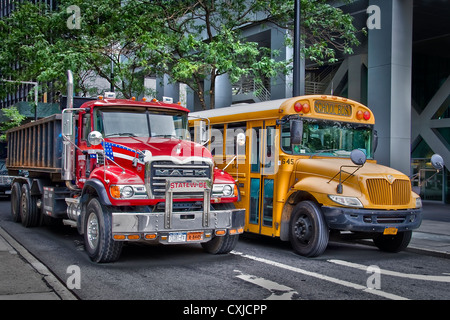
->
189, 95, 375, 125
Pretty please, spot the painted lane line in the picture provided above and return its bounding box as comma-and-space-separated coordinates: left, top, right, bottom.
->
329, 259, 450, 283
231, 251, 408, 300
234, 270, 299, 300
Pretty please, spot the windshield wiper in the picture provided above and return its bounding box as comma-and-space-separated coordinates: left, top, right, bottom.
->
309, 149, 348, 159
105, 132, 138, 137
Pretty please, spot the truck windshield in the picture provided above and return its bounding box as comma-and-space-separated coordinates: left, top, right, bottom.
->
95, 108, 189, 140
281, 119, 374, 159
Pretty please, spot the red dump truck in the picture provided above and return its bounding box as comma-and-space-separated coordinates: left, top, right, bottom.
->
6, 71, 244, 263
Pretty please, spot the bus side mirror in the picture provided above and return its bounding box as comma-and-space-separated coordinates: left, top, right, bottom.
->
290, 120, 303, 145
431, 154, 444, 171
194, 120, 209, 146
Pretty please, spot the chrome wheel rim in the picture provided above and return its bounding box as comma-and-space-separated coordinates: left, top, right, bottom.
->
87, 212, 99, 250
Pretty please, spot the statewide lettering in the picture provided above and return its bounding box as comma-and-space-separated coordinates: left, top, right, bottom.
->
170, 182, 208, 189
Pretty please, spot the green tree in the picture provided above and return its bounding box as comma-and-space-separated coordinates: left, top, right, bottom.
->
0, 107, 26, 142
0, 0, 362, 110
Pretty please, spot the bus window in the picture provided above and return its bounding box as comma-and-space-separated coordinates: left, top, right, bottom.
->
251, 127, 261, 173
210, 124, 224, 163
262, 179, 274, 227
226, 122, 246, 159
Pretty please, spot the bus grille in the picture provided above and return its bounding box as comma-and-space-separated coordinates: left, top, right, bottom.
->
366, 178, 411, 205
147, 161, 212, 199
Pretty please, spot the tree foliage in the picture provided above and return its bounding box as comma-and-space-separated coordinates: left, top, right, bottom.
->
0, 0, 362, 110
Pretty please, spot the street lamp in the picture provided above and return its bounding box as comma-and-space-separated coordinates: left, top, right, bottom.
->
1, 79, 39, 120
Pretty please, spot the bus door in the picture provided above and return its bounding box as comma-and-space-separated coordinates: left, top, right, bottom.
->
247, 120, 278, 236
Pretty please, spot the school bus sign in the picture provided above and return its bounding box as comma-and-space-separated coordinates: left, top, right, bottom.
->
314, 100, 352, 117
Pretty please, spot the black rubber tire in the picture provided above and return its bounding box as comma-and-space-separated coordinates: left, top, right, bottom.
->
19, 183, 40, 228
289, 201, 329, 257
372, 231, 412, 253
83, 198, 123, 263
10, 181, 22, 223
201, 203, 239, 254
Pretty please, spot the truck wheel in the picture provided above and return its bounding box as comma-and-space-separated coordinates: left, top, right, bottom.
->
372, 231, 412, 253
20, 184, 40, 228
11, 182, 22, 223
289, 201, 329, 257
201, 203, 239, 254
84, 198, 122, 263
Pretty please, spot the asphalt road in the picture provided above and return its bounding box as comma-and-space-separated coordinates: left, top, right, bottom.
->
1, 199, 449, 302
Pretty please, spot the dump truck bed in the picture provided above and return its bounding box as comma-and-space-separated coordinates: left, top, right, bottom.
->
6, 114, 62, 178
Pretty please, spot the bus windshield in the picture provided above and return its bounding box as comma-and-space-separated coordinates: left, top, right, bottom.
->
281, 119, 374, 159
95, 108, 189, 140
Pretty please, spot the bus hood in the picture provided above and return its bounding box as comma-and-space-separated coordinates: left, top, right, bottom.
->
294, 158, 411, 198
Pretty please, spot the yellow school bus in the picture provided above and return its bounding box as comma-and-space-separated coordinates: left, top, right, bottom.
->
189, 95, 422, 257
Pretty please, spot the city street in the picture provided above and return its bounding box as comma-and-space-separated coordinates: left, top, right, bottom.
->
1, 199, 449, 302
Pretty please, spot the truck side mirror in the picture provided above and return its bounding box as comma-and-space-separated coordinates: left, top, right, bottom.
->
62, 112, 73, 136
194, 120, 209, 146
290, 120, 303, 145
88, 131, 103, 146
373, 130, 378, 154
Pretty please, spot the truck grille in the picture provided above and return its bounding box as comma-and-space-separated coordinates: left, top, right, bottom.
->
366, 178, 411, 205
147, 160, 212, 199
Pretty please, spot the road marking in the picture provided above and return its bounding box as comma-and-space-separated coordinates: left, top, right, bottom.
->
329, 259, 450, 283
234, 270, 299, 300
231, 251, 408, 300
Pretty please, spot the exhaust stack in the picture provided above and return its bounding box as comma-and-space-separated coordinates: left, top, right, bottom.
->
62, 70, 75, 181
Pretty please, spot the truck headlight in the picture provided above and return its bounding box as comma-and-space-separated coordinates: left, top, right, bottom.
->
328, 195, 363, 208
110, 185, 147, 199
213, 184, 237, 198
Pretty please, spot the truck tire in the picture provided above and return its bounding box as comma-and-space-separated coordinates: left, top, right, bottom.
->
372, 231, 412, 253
11, 182, 22, 223
20, 183, 40, 228
289, 201, 329, 257
84, 198, 122, 263
201, 203, 239, 254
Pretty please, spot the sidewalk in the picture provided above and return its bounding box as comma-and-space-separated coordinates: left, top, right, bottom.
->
0, 227, 77, 300
0, 203, 448, 300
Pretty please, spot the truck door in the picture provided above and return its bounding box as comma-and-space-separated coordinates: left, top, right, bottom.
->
247, 120, 278, 236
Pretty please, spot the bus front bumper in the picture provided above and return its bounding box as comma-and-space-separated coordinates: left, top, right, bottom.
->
321, 206, 422, 233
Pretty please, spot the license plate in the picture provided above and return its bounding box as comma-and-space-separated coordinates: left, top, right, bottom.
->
168, 232, 186, 243
187, 232, 203, 241
168, 232, 204, 243
383, 227, 398, 235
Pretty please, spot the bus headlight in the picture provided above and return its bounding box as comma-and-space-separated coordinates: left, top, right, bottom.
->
328, 195, 363, 208
415, 197, 422, 209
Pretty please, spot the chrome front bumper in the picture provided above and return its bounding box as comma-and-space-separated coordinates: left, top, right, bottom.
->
111, 208, 245, 243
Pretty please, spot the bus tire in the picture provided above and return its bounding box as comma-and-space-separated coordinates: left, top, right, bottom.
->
372, 231, 412, 253
289, 201, 329, 257
11, 182, 22, 223
20, 183, 40, 228
84, 198, 122, 263
202, 203, 239, 254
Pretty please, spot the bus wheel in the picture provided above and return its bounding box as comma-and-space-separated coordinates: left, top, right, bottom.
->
372, 231, 412, 253
11, 182, 22, 223
20, 183, 40, 228
84, 198, 123, 263
289, 201, 329, 257
202, 203, 239, 254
